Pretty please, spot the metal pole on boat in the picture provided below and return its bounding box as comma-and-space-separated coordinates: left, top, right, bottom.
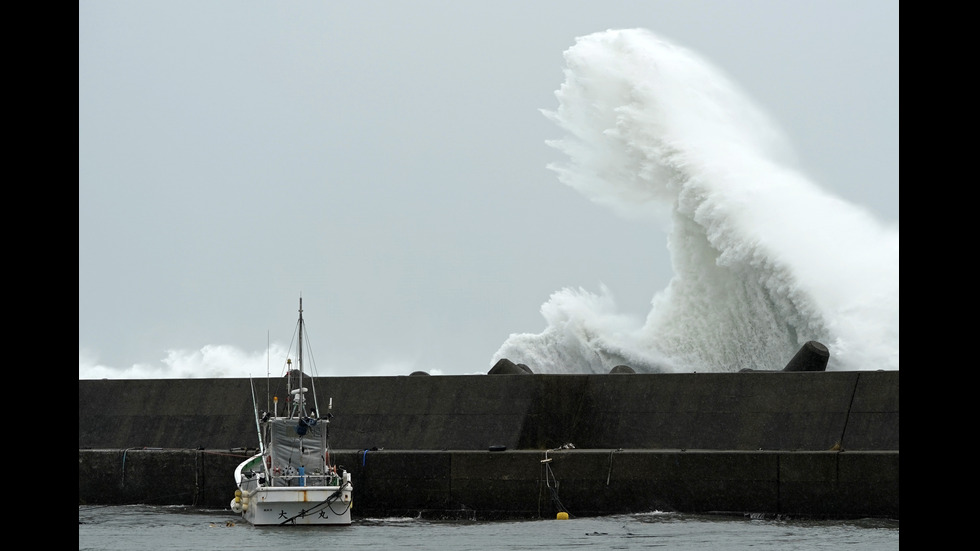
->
298, 297, 304, 417
285, 358, 292, 416
249, 377, 265, 454
250, 377, 273, 484
266, 330, 271, 413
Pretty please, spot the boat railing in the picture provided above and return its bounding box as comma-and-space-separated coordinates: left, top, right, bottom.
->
243, 471, 344, 488
272, 473, 343, 487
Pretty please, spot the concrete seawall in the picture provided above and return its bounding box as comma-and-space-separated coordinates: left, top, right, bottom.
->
78, 371, 899, 519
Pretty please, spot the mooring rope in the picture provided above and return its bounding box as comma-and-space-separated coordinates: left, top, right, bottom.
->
540, 449, 569, 518
277, 481, 352, 525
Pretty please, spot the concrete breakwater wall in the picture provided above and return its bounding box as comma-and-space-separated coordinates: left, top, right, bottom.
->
77, 448, 898, 519
78, 371, 899, 519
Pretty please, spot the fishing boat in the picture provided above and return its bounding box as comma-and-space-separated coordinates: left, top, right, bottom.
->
231, 298, 353, 525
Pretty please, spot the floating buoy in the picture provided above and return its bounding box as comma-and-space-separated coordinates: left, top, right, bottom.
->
557, 512, 569, 520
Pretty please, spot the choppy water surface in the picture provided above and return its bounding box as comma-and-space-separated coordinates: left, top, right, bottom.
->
79, 505, 898, 550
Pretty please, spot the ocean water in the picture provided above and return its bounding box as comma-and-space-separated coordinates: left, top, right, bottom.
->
79, 505, 898, 550
492, 28, 899, 375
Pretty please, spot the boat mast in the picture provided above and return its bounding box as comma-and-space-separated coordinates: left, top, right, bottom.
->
297, 297, 304, 418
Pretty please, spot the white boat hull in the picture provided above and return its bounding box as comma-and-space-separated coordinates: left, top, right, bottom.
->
239, 486, 352, 526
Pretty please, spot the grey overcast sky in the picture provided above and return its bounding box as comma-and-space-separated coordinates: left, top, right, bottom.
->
79, 0, 899, 379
